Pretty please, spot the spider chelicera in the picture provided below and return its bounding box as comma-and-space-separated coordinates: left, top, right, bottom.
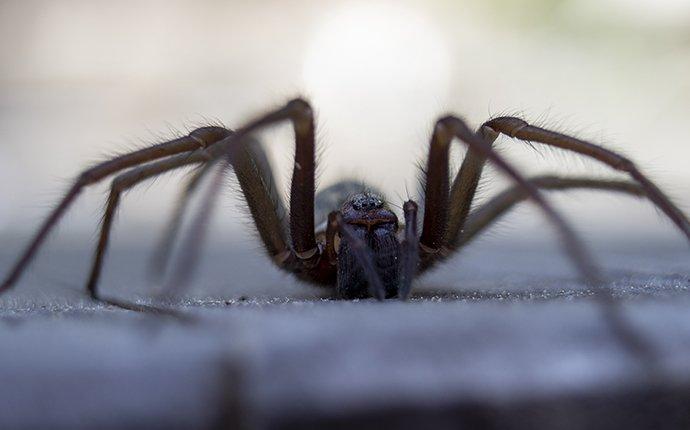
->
1, 98, 689, 308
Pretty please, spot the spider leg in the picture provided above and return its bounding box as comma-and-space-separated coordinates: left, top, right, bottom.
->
96, 296, 195, 320
148, 159, 218, 280
162, 99, 336, 296
418, 117, 454, 254
228, 139, 290, 259
419, 118, 598, 283
161, 136, 297, 295
225, 98, 319, 264
161, 158, 231, 296
484, 117, 690, 241
444, 127, 498, 251
91, 126, 297, 299
148, 138, 287, 281
459, 176, 645, 248
398, 200, 419, 300
425, 117, 659, 367
87, 149, 215, 299
0, 127, 230, 294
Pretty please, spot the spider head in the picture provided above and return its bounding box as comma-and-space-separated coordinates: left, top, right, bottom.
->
340, 192, 398, 229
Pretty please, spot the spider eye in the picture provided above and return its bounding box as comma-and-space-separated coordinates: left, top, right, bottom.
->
351, 194, 384, 211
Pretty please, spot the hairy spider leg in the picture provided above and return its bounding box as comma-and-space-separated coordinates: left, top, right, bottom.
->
434, 116, 689, 270
161, 138, 292, 295
89, 126, 297, 298
459, 176, 645, 248
445, 117, 690, 246
149, 139, 287, 281
214, 99, 319, 266
0, 126, 230, 294
425, 116, 661, 369
419, 117, 600, 284
155, 99, 344, 296
443, 127, 498, 253
148, 158, 219, 280
87, 148, 218, 299
161, 158, 231, 296
398, 200, 419, 300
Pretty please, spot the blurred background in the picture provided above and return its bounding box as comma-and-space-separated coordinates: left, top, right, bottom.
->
1, 0, 689, 291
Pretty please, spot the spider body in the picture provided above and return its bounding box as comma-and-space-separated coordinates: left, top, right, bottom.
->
0, 98, 688, 308
332, 191, 401, 299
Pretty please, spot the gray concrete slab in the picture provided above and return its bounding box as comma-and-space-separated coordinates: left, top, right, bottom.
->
0, 238, 689, 429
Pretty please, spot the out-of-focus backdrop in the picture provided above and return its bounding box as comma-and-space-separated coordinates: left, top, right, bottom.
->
1, 0, 689, 249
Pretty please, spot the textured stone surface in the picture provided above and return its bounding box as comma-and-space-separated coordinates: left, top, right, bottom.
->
0, 239, 689, 429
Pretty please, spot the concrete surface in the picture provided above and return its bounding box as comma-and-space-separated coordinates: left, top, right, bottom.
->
1, 237, 689, 429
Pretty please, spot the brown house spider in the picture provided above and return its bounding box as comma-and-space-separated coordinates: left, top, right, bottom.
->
1, 98, 688, 309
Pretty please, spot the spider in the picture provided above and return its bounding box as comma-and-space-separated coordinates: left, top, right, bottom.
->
1, 98, 689, 307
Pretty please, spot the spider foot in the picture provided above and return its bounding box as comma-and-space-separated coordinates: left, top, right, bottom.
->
92, 294, 194, 322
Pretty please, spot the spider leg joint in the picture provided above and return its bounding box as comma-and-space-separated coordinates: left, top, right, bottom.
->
485, 117, 528, 138
286, 98, 314, 135
188, 126, 230, 148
